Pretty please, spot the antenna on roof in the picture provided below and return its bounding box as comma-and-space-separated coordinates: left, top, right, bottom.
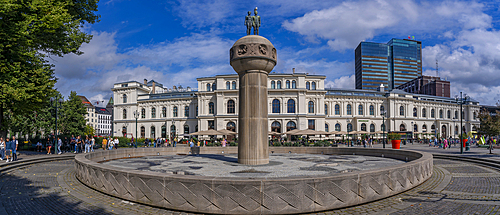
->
436, 58, 439, 77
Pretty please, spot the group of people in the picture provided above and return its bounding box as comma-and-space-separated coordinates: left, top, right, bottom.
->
0, 136, 18, 162
101, 137, 119, 150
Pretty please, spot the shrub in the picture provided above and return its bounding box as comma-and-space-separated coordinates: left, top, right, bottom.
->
388, 133, 401, 140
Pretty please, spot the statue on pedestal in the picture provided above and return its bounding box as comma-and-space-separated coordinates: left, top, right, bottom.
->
252, 7, 260, 35
245, 11, 252, 35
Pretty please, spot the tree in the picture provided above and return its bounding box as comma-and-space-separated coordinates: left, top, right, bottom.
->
478, 109, 500, 137
84, 124, 95, 137
60, 91, 86, 136
0, 0, 100, 138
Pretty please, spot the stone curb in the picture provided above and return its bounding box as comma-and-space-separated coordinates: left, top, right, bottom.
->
0, 154, 75, 175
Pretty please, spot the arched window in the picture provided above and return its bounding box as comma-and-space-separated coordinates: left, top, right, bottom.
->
347, 104, 352, 115
227, 122, 236, 132
212, 83, 216, 90
325, 123, 329, 132
123, 94, 127, 103
271, 81, 275, 89
431, 109, 435, 118
184, 106, 189, 117
184, 125, 189, 134
292, 80, 296, 89
140, 126, 145, 138
151, 107, 156, 118
286, 121, 296, 131
162, 107, 166, 117
422, 124, 427, 132
422, 108, 426, 117
400, 106, 404, 116
308, 101, 314, 113
361, 123, 366, 131
122, 109, 127, 119
272, 99, 280, 113
206, 83, 211, 91
161, 125, 166, 138
447, 110, 451, 119
413, 107, 417, 117
232, 81, 236, 89
439, 109, 443, 118
151, 126, 156, 138
287, 99, 295, 113
455, 125, 458, 135
414, 124, 418, 132
358, 105, 363, 115
325, 104, 328, 115
277, 81, 281, 89
347, 123, 353, 132
173, 106, 178, 117
122, 126, 127, 137
226, 81, 230, 89
473, 112, 477, 120
370, 124, 375, 132
369, 105, 374, 116
335, 123, 341, 131
227, 100, 235, 114
400, 124, 406, 131
380, 105, 385, 114
209, 102, 214, 114
381, 124, 386, 132
311, 82, 316, 90
196, 106, 198, 116
455, 110, 458, 119
306, 82, 310, 90
271, 121, 281, 133
141, 108, 146, 118
335, 104, 340, 115
286, 80, 290, 89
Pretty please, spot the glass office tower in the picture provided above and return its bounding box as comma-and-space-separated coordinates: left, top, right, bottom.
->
355, 39, 422, 90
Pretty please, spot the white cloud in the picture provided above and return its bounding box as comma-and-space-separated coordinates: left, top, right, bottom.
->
325, 75, 355, 89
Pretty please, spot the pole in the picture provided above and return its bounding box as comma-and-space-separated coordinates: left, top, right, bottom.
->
383, 114, 385, 149
460, 92, 463, 154
135, 117, 138, 147
55, 103, 58, 154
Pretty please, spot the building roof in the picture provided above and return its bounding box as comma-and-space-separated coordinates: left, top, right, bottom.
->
78, 96, 94, 108
106, 97, 114, 108
95, 107, 111, 115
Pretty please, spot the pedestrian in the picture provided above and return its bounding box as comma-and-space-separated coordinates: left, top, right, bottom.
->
444, 138, 448, 149
74, 136, 80, 153
174, 136, 177, 147
11, 136, 18, 161
114, 137, 119, 149
84, 136, 90, 153
108, 138, 114, 150
47, 137, 53, 155
91, 136, 95, 152
0, 137, 5, 161
57, 137, 62, 155
102, 137, 108, 150
222, 138, 227, 147
70, 135, 76, 153
5, 138, 12, 162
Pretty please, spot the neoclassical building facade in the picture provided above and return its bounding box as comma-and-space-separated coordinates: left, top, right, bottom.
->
112, 74, 480, 139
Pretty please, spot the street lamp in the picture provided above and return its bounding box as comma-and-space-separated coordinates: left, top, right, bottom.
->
381, 110, 387, 148
171, 118, 175, 147
133, 110, 139, 147
50, 97, 63, 154
411, 121, 414, 145
455, 92, 470, 154
346, 119, 351, 147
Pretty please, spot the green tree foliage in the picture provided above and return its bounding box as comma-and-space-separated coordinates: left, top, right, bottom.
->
60, 91, 86, 136
478, 109, 500, 137
0, 0, 100, 138
84, 124, 95, 137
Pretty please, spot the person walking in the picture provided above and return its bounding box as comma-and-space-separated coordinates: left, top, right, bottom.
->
5, 138, 12, 162
57, 137, 62, 155
114, 137, 119, 149
173, 136, 177, 147
12, 136, 18, 161
47, 137, 53, 155
91, 136, 95, 152
0, 137, 5, 161
108, 138, 114, 150
84, 136, 90, 153
102, 137, 108, 150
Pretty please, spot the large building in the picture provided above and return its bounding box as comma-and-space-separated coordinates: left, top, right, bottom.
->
355, 39, 422, 90
95, 107, 112, 136
78, 95, 97, 130
112, 73, 480, 140
397, 76, 451, 97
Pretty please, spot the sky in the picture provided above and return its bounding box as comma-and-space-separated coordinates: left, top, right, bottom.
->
50, 0, 500, 106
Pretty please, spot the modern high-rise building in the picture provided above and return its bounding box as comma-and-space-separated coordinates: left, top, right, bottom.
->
355, 38, 422, 90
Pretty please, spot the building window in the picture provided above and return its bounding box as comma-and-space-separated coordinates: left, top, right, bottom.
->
380, 105, 385, 114
170, 125, 176, 135
122, 127, 127, 137
161, 125, 166, 138
455, 110, 458, 119
312, 82, 316, 90
422, 124, 427, 132
141, 108, 145, 118
286, 121, 296, 131
361, 123, 366, 131
173, 106, 178, 117
151, 107, 156, 118
358, 105, 363, 115
414, 124, 418, 132
325, 123, 329, 132
209, 102, 214, 114
335, 123, 341, 131
162, 107, 166, 117
308, 120, 315, 130
184, 106, 189, 117
226, 81, 230, 89
277, 81, 281, 89
292, 80, 296, 89
422, 108, 426, 117
196, 106, 198, 116
455, 126, 458, 135
347, 104, 352, 115
400, 106, 404, 116
212, 83, 216, 90
271, 81, 275, 89
308, 101, 314, 113
439, 109, 443, 118
227, 122, 236, 132
206, 83, 211, 91
140, 126, 145, 138
381, 124, 386, 132
123, 94, 127, 103
272, 99, 280, 113
232, 81, 236, 89
227, 100, 235, 114
431, 109, 435, 118
369, 105, 374, 116
271, 121, 281, 133
447, 110, 451, 119
184, 125, 189, 134
473, 111, 477, 120
325, 104, 328, 115
306, 82, 310, 90
413, 107, 417, 117
400, 124, 406, 131
370, 124, 375, 132
286, 80, 290, 89
123, 109, 127, 119
151, 126, 155, 139
347, 123, 353, 132
287, 99, 295, 113
208, 120, 214, 130
335, 104, 340, 115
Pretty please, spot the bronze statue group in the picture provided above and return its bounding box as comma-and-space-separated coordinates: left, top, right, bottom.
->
245, 7, 261, 35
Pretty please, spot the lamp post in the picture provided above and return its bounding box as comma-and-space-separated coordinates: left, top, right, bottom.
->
381, 110, 387, 148
133, 110, 139, 147
171, 118, 175, 147
50, 97, 63, 154
411, 121, 414, 145
455, 92, 470, 154
346, 119, 351, 147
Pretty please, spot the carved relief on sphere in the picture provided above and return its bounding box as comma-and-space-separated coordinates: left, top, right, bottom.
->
259, 44, 267, 55
230, 48, 234, 59
272, 48, 277, 59
237, 45, 247, 55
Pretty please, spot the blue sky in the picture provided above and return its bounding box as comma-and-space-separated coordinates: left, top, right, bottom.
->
50, 0, 500, 106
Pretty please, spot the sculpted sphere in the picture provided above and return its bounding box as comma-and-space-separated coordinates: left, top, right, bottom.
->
230, 35, 277, 74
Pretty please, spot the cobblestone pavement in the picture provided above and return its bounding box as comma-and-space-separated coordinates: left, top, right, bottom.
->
1, 157, 500, 215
